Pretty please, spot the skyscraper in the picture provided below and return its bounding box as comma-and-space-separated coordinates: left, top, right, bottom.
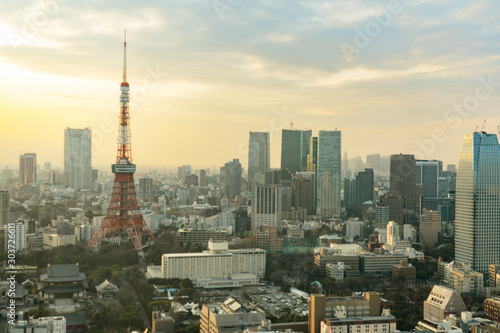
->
455, 132, 500, 274
199, 169, 207, 187
294, 172, 316, 215
248, 132, 270, 187
355, 168, 374, 216
19, 153, 37, 185
342, 150, 350, 179
307, 136, 318, 173
316, 130, 341, 218
416, 160, 442, 199
367, 154, 381, 172
220, 159, 242, 199
390, 154, 416, 219
0, 191, 9, 225
64, 128, 92, 190
251, 184, 283, 229
280, 129, 312, 175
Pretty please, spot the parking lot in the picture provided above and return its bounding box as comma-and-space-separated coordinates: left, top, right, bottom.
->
246, 288, 309, 317
198, 285, 309, 318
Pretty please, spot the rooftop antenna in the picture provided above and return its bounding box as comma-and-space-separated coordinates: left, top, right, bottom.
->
123, 29, 127, 82
481, 119, 487, 131
290, 123, 294, 130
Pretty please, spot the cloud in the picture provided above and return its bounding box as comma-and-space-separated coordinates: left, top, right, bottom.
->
1, 0, 500, 169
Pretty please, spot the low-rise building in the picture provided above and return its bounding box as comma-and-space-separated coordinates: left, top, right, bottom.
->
161, 240, 266, 288
309, 293, 381, 333
43, 233, 76, 249
489, 264, 500, 288
152, 311, 175, 333
326, 262, 359, 280
484, 297, 500, 323
95, 279, 119, 298
11, 316, 67, 333
38, 264, 88, 314
321, 314, 397, 333
423, 285, 467, 323
176, 228, 228, 247
392, 261, 417, 283
361, 253, 408, 274
251, 225, 283, 253
201, 298, 268, 333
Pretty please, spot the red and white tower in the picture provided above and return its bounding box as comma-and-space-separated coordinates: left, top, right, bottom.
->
88, 32, 156, 253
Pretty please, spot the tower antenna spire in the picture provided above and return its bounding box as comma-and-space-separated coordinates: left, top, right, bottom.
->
123, 29, 127, 82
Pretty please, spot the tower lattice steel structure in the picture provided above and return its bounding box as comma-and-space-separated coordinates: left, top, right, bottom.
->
88, 32, 156, 253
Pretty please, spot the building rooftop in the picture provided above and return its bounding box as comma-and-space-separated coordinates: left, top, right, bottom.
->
425, 285, 467, 312
40, 264, 86, 283
326, 315, 396, 323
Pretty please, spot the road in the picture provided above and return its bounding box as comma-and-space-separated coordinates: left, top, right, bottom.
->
122, 280, 151, 331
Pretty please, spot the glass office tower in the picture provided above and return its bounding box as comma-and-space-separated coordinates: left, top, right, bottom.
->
455, 132, 500, 274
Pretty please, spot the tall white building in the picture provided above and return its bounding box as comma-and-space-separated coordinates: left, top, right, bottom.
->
455, 132, 500, 274
64, 128, 92, 190
316, 130, 341, 218
386, 221, 399, 246
14, 221, 26, 252
251, 184, 283, 230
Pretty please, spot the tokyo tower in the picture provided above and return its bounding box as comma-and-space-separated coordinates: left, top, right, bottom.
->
88, 32, 156, 253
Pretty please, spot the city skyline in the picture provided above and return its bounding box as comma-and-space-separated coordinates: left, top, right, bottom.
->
1, 1, 500, 170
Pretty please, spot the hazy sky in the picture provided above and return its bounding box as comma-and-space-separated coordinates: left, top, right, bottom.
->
1, 0, 500, 172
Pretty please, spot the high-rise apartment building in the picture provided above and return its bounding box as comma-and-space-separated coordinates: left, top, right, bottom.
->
19, 153, 37, 185
379, 191, 404, 225
387, 221, 400, 246
280, 129, 312, 174
390, 154, 416, 218
220, 159, 242, 199
419, 209, 441, 248
13, 221, 26, 252
316, 130, 341, 218
64, 128, 92, 190
251, 184, 283, 230
139, 176, 153, 202
0, 191, 9, 226
455, 132, 500, 274
248, 132, 270, 188
294, 172, 316, 214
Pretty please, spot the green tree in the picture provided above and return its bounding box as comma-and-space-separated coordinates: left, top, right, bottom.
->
281, 282, 291, 293
148, 300, 171, 313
